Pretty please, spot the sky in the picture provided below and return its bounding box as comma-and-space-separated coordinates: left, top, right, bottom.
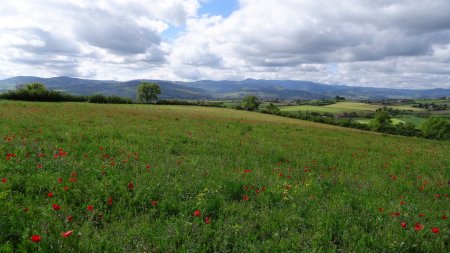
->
0, 0, 450, 89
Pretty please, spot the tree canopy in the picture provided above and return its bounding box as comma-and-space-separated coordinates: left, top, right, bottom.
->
241, 95, 260, 111
421, 117, 450, 140
136, 82, 161, 104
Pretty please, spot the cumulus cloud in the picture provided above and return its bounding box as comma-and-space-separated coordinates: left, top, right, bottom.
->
169, 0, 450, 87
0, 0, 449, 88
0, 0, 199, 79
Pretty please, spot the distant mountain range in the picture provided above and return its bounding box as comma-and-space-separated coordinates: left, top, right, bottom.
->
1, 76, 449, 100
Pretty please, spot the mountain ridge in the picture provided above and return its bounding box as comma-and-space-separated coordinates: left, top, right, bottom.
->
1, 76, 449, 100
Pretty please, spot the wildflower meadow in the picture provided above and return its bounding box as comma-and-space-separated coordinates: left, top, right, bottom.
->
0, 101, 449, 252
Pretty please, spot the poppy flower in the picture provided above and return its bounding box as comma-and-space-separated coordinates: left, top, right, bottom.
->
128, 182, 134, 190
242, 195, 250, 201
193, 209, 201, 217
67, 215, 73, 222
1, 178, 6, 183
400, 201, 405, 205
107, 197, 113, 205
87, 205, 94, 211
52, 204, 61, 211
378, 208, 385, 212
205, 217, 211, 224
391, 212, 400, 217
47, 192, 53, 198
31, 235, 41, 243
431, 227, 440, 234
63, 186, 69, 191
36, 164, 43, 169
68, 177, 77, 183
151, 200, 158, 207
61, 230, 73, 238
23, 207, 29, 212
414, 223, 424, 231
391, 175, 397, 181
442, 215, 448, 220
435, 194, 441, 198
401, 221, 407, 228
57, 178, 63, 183
419, 213, 425, 217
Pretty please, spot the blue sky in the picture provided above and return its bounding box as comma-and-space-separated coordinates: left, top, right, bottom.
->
199, 0, 239, 17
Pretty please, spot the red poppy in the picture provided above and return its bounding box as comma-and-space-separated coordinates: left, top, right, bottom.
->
63, 186, 69, 191
242, 195, 250, 201
68, 177, 77, 183
151, 200, 158, 207
193, 209, 201, 217
87, 205, 94, 211
391, 175, 397, 181
435, 194, 440, 198
67, 215, 73, 222
419, 213, 425, 217
400, 201, 405, 205
378, 207, 385, 212
47, 192, 53, 198
391, 212, 400, 217
36, 164, 43, 169
1, 178, 6, 183
31, 235, 41, 243
205, 217, 211, 224
61, 230, 73, 238
414, 223, 424, 231
128, 182, 134, 190
57, 177, 63, 183
107, 197, 113, 205
401, 221, 407, 228
243, 169, 252, 173
442, 215, 448, 220
431, 227, 440, 234
52, 204, 61, 211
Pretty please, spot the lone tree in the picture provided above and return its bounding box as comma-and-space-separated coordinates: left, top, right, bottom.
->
241, 95, 260, 111
369, 110, 393, 133
136, 82, 161, 104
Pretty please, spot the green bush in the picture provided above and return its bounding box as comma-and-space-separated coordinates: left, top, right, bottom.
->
421, 117, 450, 140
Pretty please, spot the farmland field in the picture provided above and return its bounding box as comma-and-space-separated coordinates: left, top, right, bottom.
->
280, 102, 425, 114
0, 101, 449, 252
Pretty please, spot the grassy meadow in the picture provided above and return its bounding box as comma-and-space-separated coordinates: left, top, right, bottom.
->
0, 101, 449, 252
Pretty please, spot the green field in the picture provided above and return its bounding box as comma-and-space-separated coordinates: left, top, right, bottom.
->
1, 101, 449, 252
356, 118, 406, 125
280, 102, 425, 114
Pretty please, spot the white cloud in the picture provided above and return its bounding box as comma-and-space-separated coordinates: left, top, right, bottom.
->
167, 0, 450, 88
0, 0, 450, 88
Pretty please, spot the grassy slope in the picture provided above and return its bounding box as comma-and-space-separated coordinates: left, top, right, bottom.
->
0, 101, 449, 252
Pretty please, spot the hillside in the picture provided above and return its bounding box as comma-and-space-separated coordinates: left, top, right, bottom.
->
0, 101, 448, 252
1, 76, 450, 100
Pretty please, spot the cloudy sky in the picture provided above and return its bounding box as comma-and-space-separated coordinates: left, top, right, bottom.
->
1, 0, 450, 88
